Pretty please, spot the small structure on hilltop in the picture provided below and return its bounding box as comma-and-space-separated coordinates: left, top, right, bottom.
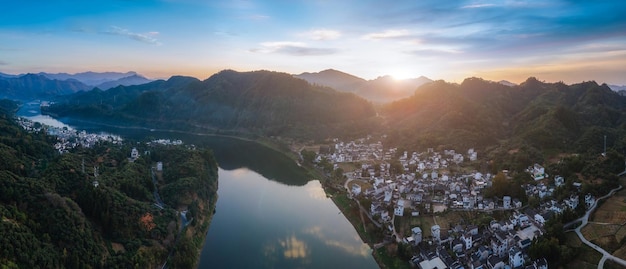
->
130, 147, 139, 161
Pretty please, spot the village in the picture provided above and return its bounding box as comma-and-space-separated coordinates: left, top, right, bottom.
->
17, 117, 123, 153
314, 135, 598, 269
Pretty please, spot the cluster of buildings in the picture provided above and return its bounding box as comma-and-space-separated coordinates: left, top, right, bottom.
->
147, 139, 184, 146
317, 136, 598, 269
408, 219, 548, 269
17, 117, 122, 153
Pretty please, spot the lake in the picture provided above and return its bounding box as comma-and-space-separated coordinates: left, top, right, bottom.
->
17, 102, 379, 269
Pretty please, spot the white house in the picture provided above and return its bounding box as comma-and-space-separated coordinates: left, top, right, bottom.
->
394, 200, 405, 216
130, 147, 139, 160
462, 233, 473, 250
585, 193, 595, 208
412, 227, 422, 244
156, 161, 163, 171
431, 225, 441, 242
532, 163, 545, 180
555, 175, 564, 187
509, 247, 524, 268
534, 214, 546, 226
351, 184, 362, 196
503, 196, 511, 209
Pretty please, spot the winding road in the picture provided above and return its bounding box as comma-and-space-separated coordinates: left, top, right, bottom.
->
570, 184, 626, 269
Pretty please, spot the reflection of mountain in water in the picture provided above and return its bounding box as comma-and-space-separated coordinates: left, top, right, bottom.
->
46, 116, 311, 186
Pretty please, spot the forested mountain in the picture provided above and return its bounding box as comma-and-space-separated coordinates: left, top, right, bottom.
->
0, 106, 218, 268
0, 74, 92, 100
295, 69, 433, 103
383, 77, 626, 170
95, 74, 153, 90
47, 70, 378, 140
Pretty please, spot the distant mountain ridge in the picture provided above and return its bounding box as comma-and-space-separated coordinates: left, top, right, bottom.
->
294, 69, 433, 103
0, 72, 153, 100
46, 70, 377, 140
95, 74, 153, 90
38, 71, 140, 86
0, 74, 92, 100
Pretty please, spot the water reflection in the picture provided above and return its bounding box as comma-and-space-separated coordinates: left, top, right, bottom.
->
304, 226, 371, 257
279, 235, 309, 259
199, 168, 378, 269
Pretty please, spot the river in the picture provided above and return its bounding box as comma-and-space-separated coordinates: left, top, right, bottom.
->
17, 102, 379, 269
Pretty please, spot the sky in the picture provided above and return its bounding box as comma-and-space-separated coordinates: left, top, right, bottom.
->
1, 0, 626, 84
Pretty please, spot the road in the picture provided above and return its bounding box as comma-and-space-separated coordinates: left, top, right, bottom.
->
570, 184, 626, 269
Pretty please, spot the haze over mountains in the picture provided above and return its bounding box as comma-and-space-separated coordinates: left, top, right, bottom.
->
37, 69, 626, 169
0, 71, 153, 100
295, 69, 433, 103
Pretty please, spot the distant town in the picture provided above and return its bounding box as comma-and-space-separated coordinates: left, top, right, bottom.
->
312, 135, 606, 269
17, 116, 185, 153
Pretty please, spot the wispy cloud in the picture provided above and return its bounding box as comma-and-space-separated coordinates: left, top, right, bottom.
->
461, 3, 496, 9
0, 60, 7, 65
104, 26, 161, 45
362, 29, 410, 40
407, 48, 463, 56
250, 41, 338, 56
240, 14, 270, 20
299, 29, 341, 40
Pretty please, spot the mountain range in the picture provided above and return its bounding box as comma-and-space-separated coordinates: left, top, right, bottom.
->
45, 70, 377, 140
0, 71, 153, 100
37, 71, 148, 86
294, 69, 433, 103
0, 74, 92, 100
43, 70, 626, 169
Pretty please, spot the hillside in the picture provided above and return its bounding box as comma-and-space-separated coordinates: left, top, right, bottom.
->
295, 69, 432, 103
47, 70, 378, 140
0, 74, 92, 100
0, 107, 218, 268
382, 77, 626, 170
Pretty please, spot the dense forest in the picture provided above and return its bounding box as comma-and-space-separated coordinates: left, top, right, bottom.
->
45, 70, 378, 141
382, 77, 626, 172
0, 104, 218, 269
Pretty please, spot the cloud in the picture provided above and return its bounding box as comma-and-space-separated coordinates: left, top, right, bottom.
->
362, 29, 410, 40
303, 226, 370, 257
104, 26, 161, 45
407, 48, 463, 57
250, 41, 338, 56
0, 60, 7, 65
278, 235, 309, 259
299, 29, 341, 40
243, 14, 270, 20
461, 3, 496, 9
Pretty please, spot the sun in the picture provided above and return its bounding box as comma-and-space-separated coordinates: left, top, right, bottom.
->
388, 69, 414, 80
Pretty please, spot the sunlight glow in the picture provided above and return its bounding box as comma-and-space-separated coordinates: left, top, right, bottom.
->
388, 69, 415, 80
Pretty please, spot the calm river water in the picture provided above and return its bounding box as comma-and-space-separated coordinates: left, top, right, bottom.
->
18, 102, 379, 269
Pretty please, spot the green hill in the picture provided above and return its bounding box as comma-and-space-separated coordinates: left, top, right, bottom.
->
0, 106, 218, 268
382, 77, 626, 170
47, 70, 377, 140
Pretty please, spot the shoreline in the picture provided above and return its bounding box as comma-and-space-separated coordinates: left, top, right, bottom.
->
35, 114, 385, 268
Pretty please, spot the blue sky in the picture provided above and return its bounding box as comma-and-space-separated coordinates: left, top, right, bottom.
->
1, 0, 626, 84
